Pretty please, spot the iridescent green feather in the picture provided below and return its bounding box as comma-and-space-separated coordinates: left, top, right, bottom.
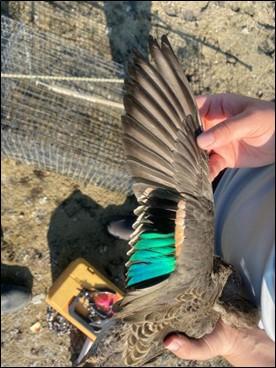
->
140, 232, 174, 239
128, 247, 175, 262
126, 232, 176, 287
134, 237, 175, 250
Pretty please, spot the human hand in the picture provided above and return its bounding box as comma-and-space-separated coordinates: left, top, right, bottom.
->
164, 319, 275, 367
196, 93, 275, 181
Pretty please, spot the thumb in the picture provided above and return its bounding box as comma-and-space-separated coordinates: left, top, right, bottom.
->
164, 333, 218, 361
197, 110, 252, 150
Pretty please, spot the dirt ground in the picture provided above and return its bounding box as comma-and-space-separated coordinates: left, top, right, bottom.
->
1, 1, 275, 367
1, 157, 134, 366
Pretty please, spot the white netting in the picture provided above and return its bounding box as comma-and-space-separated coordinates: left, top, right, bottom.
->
1, 14, 132, 193
1, 1, 209, 194
5, 0, 268, 194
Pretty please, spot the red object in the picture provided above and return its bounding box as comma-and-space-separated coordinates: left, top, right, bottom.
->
93, 292, 118, 314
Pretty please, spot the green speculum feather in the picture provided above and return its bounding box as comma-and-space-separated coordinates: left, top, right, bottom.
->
128, 247, 175, 262
126, 188, 180, 288
139, 232, 174, 239
133, 236, 175, 249
126, 232, 176, 287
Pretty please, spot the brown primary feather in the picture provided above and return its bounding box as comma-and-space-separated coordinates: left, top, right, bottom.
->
123, 95, 176, 148
124, 36, 211, 202
131, 50, 185, 121
149, 35, 197, 122
90, 35, 259, 367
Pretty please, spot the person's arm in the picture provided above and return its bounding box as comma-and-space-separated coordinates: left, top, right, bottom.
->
195, 93, 275, 181
163, 94, 275, 366
164, 319, 275, 367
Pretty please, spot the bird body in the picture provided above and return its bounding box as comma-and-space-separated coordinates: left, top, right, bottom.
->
90, 35, 258, 367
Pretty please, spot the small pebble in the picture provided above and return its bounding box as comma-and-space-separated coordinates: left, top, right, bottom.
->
32, 294, 45, 305
241, 27, 249, 34
230, 3, 240, 12
226, 56, 237, 65
30, 321, 42, 333
257, 90, 263, 98
38, 197, 48, 205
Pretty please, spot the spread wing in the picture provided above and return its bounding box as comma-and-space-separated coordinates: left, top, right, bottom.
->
123, 35, 213, 198
122, 34, 214, 282
112, 35, 216, 366
123, 35, 212, 197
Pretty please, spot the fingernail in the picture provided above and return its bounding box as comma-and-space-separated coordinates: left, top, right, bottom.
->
197, 132, 215, 148
164, 337, 183, 352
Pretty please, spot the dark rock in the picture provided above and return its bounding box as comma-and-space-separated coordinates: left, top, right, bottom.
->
257, 90, 263, 98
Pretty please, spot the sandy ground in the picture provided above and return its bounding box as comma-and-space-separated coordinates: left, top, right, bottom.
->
1, 158, 228, 368
1, 1, 275, 367
1, 157, 134, 367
